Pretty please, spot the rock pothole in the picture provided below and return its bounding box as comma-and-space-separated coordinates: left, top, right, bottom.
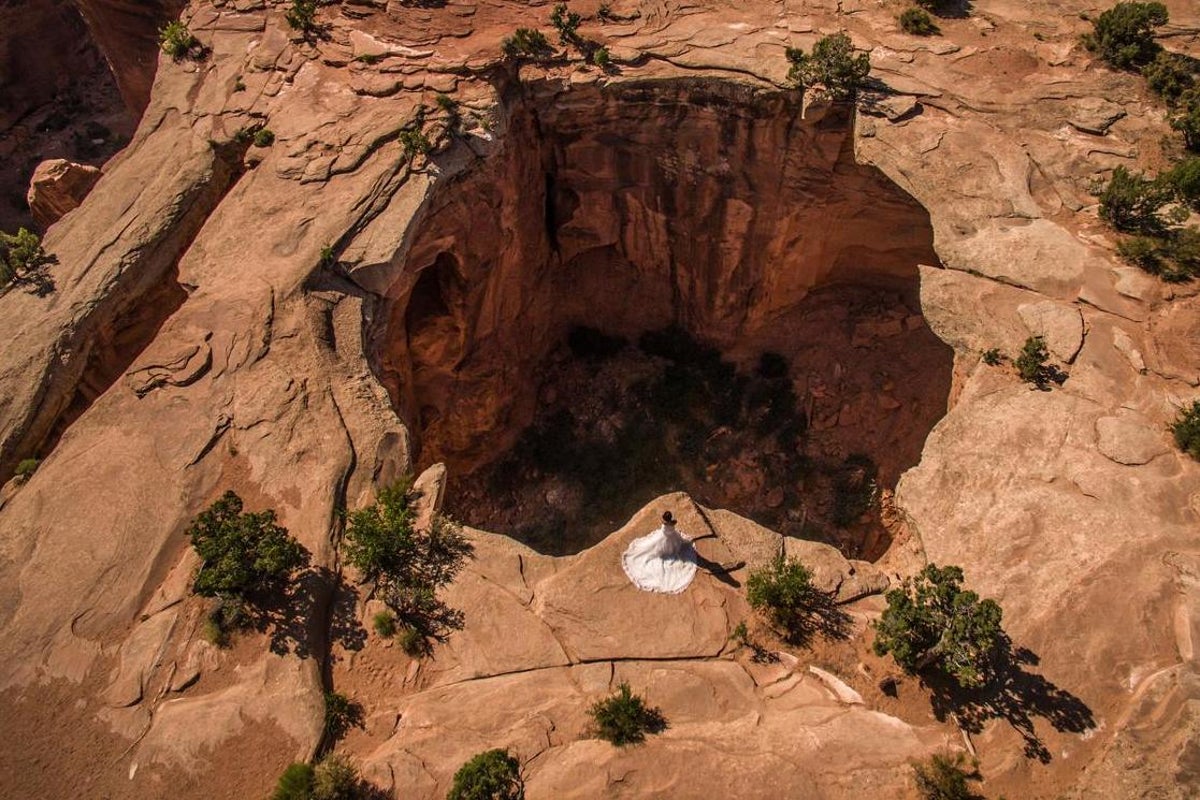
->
368, 80, 953, 557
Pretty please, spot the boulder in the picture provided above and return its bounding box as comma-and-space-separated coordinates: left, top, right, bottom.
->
26, 159, 102, 227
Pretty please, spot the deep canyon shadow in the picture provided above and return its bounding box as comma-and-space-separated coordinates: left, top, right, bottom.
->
368, 79, 953, 558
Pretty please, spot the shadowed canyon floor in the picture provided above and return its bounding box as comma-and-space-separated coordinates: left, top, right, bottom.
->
1, 1, 1199, 799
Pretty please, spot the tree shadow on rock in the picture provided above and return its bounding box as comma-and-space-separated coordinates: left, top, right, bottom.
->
240, 567, 367, 660
926, 637, 1095, 763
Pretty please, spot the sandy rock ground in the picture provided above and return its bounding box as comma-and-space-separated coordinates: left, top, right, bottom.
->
0, 0, 1199, 798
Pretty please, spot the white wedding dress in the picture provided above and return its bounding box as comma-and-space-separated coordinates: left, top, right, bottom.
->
621, 520, 698, 594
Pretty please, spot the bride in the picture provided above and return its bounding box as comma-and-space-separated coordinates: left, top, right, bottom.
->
622, 511, 698, 594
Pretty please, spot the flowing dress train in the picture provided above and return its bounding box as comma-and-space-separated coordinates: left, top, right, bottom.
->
621, 521, 698, 594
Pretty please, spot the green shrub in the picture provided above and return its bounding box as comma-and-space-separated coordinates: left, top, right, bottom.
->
786, 33, 871, 100
324, 692, 364, 742
1171, 401, 1200, 460
186, 490, 309, 599
372, 609, 397, 637
286, 0, 319, 33
344, 481, 473, 656
1015, 335, 1052, 388
1082, 2, 1169, 70
912, 752, 982, 800
272, 762, 315, 800
312, 753, 361, 800
981, 348, 1003, 366
159, 20, 199, 60
588, 683, 667, 746
200, 616, 229, 648
1117, 235, 1164, 270
398, 624, 425, 657
550, 3, 581, 45
899, 8, 939, 36
873, 564, 1004, 689
448, 749, 524, 800
0, 228, 48, 287
591, 46, 612, 69
747, 556, 821, 639
1171, 157, 1200, 210
253, 128, 276, 148
1143, 51, 1196, 104
13, 457, 39, 483
1172, 88, 1200, 150
832, 453, 878, 527
399, 127, 432, 157
502, 28, 552, 59
1097, 166, 1179, 234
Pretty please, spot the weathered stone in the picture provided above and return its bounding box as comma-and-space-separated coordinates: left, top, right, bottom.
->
26, 159, 102, 227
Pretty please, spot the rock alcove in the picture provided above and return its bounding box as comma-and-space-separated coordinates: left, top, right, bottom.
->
369, 80, 953, 557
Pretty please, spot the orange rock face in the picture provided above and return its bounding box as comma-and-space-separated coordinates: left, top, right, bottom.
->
0, 1, 1198, 799
26, 159, 102, 227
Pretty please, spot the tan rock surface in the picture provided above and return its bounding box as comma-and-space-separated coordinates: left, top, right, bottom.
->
26, 159, 103, 227
0, 1, 1198, 799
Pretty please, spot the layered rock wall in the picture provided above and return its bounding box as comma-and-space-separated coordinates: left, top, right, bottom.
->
372, 80, 938, 469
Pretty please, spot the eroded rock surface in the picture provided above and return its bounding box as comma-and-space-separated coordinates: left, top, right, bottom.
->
0, 1, 1198, 799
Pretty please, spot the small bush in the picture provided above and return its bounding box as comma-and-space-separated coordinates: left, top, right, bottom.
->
159, 20, 199, 60
912, 752, 982, 800
312, 753, 360, 800
1171, 157, 1200, 210
14, 457, 39, 483
398, 625, 425, 657
324, 691, 364, 743
1, 227, 49, 288
1117, 235, 1165, 271
200, 616, 229, 648
372, 609, 397, 637
448, 749, 524, 800
786, 33, 871, 100
981, 348, 1003, 366
591, 46, 612, 69
502, 28, 552, 59
1098, 166, 1181, 235
272, 762, 315, 800
1082, 2, 1169, 70
399, 127, 432, 157
286, 0, 320, 33
873, 564, 1004, 689
1173, 88, 1200, 150
899, 8, 939, 36
1171, 400, 1200, 460
186, 490, 310, 599
588, 682, 667, 746
1015, 335, 1052, 388
747, 556, 823, 640
550, 3, 581, 45
254, 128, 276, 148
1142, 51, 1196, 104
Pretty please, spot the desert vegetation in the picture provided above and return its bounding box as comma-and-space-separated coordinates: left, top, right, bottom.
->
899, 8, 939, 36
911, 753, 983, 800
588, 682, 667, 746
158, 20, 201, 60
501, 27, 552, 60
1082, 1, 1168, 70
448, 749, 524, 800
746, 555, 848, 645
1171, 401, 1200, 460
873, 564, 1005, 689
186, 492, 309, 646
786, 33, 871, 100
272, 754, 379, 800
0, 228, 52, 292
343, 479, 473, 657
286, 0, 322, 37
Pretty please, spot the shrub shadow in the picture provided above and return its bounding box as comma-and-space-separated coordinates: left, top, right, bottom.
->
925, 637, 1095, 763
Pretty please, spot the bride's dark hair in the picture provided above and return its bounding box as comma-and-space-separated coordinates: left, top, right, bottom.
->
662, 511, 675, 524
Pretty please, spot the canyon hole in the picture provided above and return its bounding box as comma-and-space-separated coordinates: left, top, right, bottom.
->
369, 81, 954, 559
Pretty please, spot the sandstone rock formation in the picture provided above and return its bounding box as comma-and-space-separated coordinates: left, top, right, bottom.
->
1, 1, 1199, 799
26, 159, 103, 227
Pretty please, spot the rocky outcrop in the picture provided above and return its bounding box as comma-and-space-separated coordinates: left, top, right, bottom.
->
26, 159, 102, 226
73, 0, 186, 114
0, 1, 1198, 799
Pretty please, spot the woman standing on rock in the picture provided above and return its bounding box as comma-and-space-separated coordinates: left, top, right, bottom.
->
621, 511, 699, 594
